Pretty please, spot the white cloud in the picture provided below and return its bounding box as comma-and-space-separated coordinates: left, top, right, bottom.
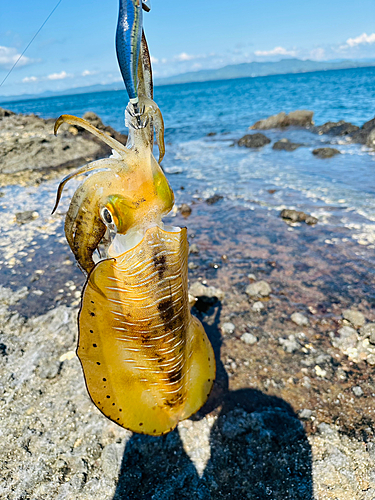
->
81, 69, 96, 77
22, 76, 38, 83
309, 48, 326, 60
175, 52, 195, 62
150, 56, 159, 64
47, 70, 71, 80
0, 46, 34, 69
254, 46, 297, 57
345, 32, 375, 48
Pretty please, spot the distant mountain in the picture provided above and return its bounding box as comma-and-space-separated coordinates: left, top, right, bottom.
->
1, 58, 375, 104
155, 58, 375, 85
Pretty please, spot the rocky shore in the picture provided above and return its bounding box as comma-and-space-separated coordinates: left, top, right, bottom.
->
1, 106, 375, 499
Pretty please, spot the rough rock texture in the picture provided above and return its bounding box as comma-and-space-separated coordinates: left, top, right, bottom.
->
272, 138, 303, 151
237, 133, 271, 148
0, 108, 127, 186
312, 147, 341, 158
250, 110, 314, 130
280, 209, 318, 225
313, 120, 359, 136
245, 280, 272, 298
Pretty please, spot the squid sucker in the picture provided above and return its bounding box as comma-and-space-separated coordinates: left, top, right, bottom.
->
53, 31, 215, 435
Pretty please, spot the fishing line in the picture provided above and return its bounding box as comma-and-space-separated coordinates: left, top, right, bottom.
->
0, 0, 63, 87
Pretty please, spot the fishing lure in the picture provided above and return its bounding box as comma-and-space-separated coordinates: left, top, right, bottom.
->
53, 37, 215, 435
116, 0, 148, 125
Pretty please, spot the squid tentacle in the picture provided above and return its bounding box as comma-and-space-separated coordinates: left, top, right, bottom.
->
54, 115, 130, 156
52, 158, 122, 214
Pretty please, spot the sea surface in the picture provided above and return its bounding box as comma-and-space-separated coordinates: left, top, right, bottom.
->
1, 66, 375, 315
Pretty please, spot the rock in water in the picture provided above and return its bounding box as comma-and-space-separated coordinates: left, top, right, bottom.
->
238, 133, 271, 148
312, 147, 341, 158
250, 110, 314, 129
272, 139, 303, 151
280, 209, 318, 225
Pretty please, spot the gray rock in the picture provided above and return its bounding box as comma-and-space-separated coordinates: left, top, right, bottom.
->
279, 334, 299, 353
189, 243, 199, 254
238, 133, 271, 148
314, 120, 359, 136
312, 147, 341, 158
189, 281, 225, 302
0, 107, 15, 118
342, 309, 365, 328
352, 386, 364, 397
299, 409, 312, 420
221, 322, 235, 335
240, 332, 257, 345
252, 301, 264, 312
280, 209, 318, 225
205, 194, 223, 205
288, 110, 314, 127
332, 326, 358, 352
366, 128, 375, 148
245, 280, 272, 298
272, 139, 303, 151
360, 323, 375, 342
291, 312, 309, 326
15, 210, 39, 224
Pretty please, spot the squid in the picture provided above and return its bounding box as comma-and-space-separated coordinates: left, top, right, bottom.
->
53, 29, 215, 435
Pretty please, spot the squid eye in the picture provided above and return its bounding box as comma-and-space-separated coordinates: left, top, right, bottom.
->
101, 207, 115, 228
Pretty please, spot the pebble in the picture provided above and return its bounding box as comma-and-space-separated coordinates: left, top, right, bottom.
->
291, 312, 309, 326
221, 322, 235, 335
241, 332, 257, 345
15, 210, 39, 224
342, 309, 365, 328
252, 301, 264, 312
245, 280, 272, 298
299, 409, 312, 420
360, 322, 375, 340
247, 273, 257, 281
279, 335, 299, 353
332, 326, 358, 353
179, 204, 192, 217
188, 282, 225, 302
189, 243, 199, 254
352, 386, 364, 397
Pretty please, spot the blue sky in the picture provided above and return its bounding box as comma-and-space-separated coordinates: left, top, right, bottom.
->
1, 0, 375, 96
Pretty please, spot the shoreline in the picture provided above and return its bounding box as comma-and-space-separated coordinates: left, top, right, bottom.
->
1, 106, 375, 499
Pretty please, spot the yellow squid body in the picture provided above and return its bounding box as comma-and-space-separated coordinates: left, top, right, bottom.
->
53, 93, 215, 435
79, 226, 215, 435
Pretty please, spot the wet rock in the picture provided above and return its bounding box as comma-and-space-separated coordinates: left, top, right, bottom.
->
352, 386, 363, 397
238, 133, 271, 148
205, 194, 223, 205
342, 309, 365, 328
189, 243, 199, 254
179, 204, 192, 217
280, 209, 318, 225
245, 280, 272, 298
189, 281, 225, 312
240, 332, 257, 345
250, 110, 314, 129
221, 322, 235, 335
312, 147, 341, 158
291, 312, 309, 326
252, 301, 264, 312
272, 138, 303, 151
206, 132, 216, 137
188, 262, 198, 270
366, 128, 375, 148
314, 120, 359, 136
279, 334, 299, 353
15, 210, 39, 224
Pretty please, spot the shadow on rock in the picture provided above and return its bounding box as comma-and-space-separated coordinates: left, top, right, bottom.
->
113, 305, 314, 500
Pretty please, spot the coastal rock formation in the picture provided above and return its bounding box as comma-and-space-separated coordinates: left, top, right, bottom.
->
0, 107, 127, 186
250, 110, 314, 130
313, 120, 359, 136
280, 209, 318, 225
238, 133, 271, 148
272, 138, 303, 151
312, 147, 340, 158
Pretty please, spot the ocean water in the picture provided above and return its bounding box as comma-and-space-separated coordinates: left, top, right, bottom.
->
4, 66, 375, 248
